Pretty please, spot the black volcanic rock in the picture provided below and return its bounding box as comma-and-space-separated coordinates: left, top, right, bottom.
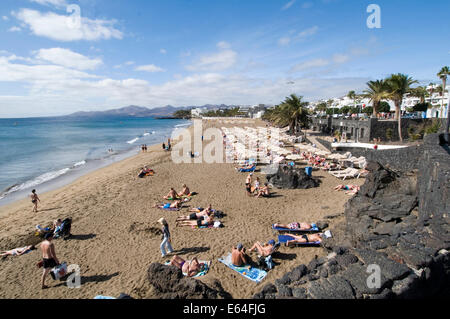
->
266, 165, 320, 189
147, 263, 230, 299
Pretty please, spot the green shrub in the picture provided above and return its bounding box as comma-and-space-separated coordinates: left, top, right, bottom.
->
386, 128, 393, 141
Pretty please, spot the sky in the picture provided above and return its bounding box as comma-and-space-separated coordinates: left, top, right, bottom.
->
0, 0, 449, 118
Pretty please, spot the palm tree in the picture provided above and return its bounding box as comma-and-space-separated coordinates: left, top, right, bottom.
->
363, 80, 389, 117
386, 74, 418, 142
438, 66, 450, 112
272, 94, 310, 134
438, 66, 450, 141
409, 86, 428, 104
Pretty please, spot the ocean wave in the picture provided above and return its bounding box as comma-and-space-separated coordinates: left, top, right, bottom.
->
73, 160, 86, 167
127, 137, 140, 144
1, 167, 71, 197
175, 123, 191, 128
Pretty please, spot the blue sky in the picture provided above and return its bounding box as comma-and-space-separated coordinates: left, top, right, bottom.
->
0, 0, 449, 117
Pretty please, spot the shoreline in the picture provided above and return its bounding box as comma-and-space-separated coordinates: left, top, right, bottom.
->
0, 120, 191, 208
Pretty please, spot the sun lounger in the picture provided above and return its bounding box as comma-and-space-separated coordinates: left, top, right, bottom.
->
331, 168, 360, 180
277, 235, 321, 246
164, 260, 211, 277
218, 253, 267, 283
272, 224, 320, 233
236, 166, 256, 173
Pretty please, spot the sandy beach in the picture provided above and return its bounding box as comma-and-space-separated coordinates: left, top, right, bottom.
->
0, 119, 364, 299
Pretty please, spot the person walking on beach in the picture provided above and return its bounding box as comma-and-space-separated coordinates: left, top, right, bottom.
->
40, 233, 60, 289
159, 218, 173, 258
31, 189, 40, 213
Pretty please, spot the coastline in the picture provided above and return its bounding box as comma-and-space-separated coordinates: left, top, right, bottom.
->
0, 119, 191, 207
0, 119, 364, 299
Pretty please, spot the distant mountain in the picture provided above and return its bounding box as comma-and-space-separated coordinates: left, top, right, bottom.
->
64, 104, 239, 118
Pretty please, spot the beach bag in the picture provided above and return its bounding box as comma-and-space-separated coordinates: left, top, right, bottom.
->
50, 262, 68, 280
265, 256, 274, 270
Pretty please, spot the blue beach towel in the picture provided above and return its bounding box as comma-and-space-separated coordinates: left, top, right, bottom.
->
272, 223, 319, 233
237, 166, 256, 173
218, 253, 267, 283
278, 235, 321, 246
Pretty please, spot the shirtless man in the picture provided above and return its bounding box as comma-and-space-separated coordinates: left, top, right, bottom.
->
178, 184, 191, 197
177, 205, 212, 222
245, 173, 253, 197
155, 200, 182, 209
231, 244, 250, 268
170, 255, 201, 277
164, 188, 179, 200
176, 215, 213, 227
249, 240, 276, 257
285, 233, 324, 247
40, 233, 60, 289
31, 189, 40, 213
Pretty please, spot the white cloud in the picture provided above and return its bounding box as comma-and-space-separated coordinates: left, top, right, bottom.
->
34, 48, 103, 70
135, 64, 165, 72
160, 49, 167, 54
217, 41, 231, 49
278, 37, 291, 46
282, 0, 296, 10
186, 49, 237, 72
125, 61, 135, 65
291, 58, 330, 72
0, 50, 370, 117
8, 26, 22, 32
332, 54, 350, 64
2, 16, 9, 21
30, 0, 68, 8
296, 26, 319, 40
15, 8, 123, 41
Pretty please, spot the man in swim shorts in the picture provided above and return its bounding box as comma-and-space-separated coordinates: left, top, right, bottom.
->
40, 233, 60, 289
170, 255, 202, 277
231, 243, 250, 267
31, 189, 41, 213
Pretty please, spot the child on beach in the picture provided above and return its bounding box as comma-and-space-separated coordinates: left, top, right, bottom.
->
158, 218, 173, 258
31, 189, 40, 213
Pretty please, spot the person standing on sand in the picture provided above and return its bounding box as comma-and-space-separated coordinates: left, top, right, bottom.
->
159, 218, 173, 258
40, 233, 60, 289
245, 173, 253, 197
31, 189, 40, 213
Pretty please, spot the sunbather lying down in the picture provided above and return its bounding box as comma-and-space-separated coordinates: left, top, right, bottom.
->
285, 231, 332, 247
1, 245, 36, 258
154, 200, 182, 209
176, 215, 214, 227
334, 184, 360, 194
274, 222, 313, 230
170, 255, 202, 277
177, 205, 214, 221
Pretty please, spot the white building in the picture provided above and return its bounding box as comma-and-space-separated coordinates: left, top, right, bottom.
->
191, 107, 208, 118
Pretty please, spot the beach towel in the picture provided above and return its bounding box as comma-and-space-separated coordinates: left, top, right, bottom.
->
272, 223, 319, 233
191, 221, 223, 229
157, 206, 180, 211
218, 253, 267, 283
277, 235, 321, 246
164, 260, 211, 277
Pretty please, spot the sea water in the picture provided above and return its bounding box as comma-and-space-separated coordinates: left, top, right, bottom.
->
0, 117, 191, 205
